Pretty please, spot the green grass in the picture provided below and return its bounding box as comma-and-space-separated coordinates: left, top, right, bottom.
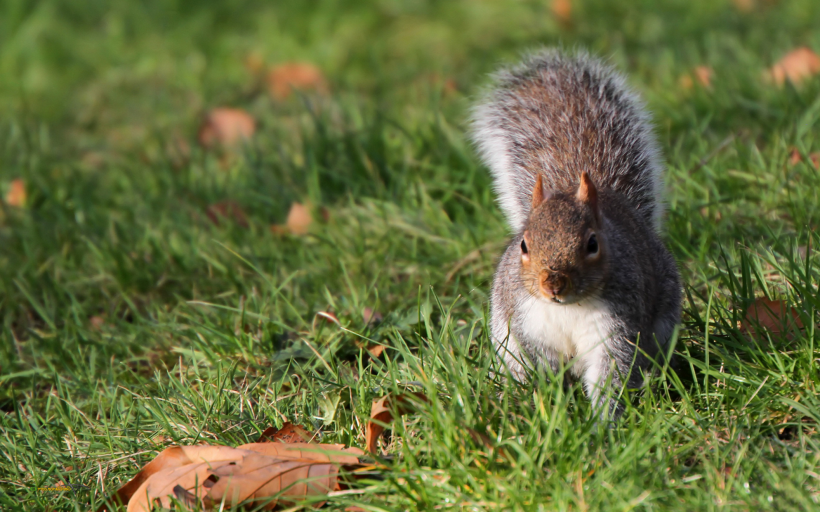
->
2, 0, 820, 510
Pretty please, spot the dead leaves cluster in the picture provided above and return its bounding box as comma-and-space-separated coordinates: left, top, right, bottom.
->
100, 392, 428, 511
681, 46, 820, 91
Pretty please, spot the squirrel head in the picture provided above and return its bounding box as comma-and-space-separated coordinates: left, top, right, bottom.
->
520, 172, 608, 304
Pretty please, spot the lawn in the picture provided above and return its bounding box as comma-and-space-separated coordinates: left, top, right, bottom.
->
2, 0, 820, 510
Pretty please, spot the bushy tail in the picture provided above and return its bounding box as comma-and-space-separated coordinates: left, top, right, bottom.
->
470, 49, 665, 234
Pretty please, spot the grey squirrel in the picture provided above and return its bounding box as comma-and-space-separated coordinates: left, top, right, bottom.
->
471, 49, 682, 419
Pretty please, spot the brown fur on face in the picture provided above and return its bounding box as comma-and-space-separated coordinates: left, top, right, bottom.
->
520, 173, 608, 303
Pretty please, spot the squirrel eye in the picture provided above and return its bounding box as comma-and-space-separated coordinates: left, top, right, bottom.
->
521, 239, 528, 254
586, 234, 598, 255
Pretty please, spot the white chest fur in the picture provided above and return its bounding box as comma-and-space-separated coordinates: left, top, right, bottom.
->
517, 295, 613, 375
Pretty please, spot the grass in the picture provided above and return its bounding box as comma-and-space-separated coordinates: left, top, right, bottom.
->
2, 0, 820, 510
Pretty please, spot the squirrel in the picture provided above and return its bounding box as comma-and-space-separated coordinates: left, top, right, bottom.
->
471, 49, 682, 420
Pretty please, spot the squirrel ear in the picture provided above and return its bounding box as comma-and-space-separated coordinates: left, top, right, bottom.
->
531, 174, 552, 210
577, 172, 598, 210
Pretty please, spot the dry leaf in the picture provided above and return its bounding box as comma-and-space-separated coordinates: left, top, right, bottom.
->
101, 442, 366, 512
89, 316, 106, 330
680, 66, 713, 90
732, 0, 755, 12
770, 47, 820, 86
257, 422, 313, 444
5, 179, 26, 208
286, 202, 312, 234
366, 392, 428, 455
206, 200, 249, 228
789, 147, 803, 166
551, 0, 572, 23
740, 297, 804, 339
366, 345, 385, 358
694, 66, 713, 88
267, 63, 328, 100
362, 308, 383, 326
788, 148, 820, 167
271, 202, 313, 236
198, 108, 256, 149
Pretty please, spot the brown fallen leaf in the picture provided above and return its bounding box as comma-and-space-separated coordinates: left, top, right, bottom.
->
271, 202, 313, 235
789, 147, 803, 166
5, 179, 26, 208
362, 308, 383, 326
731, 0, 754, 12
366, 392, 428, 455
551, 0, 572, 23
267, 62, 328, 100
206, 200, 249, 228
740, 297, 804, 339
770, 47, 820, 86
680, 66, 713, 90
355, 340, 386, 359
286, 202, 312, 234
198, 108, 256, 149
101, 442, 366, 512
89, 316, 106, 330
257, 422, 313, 444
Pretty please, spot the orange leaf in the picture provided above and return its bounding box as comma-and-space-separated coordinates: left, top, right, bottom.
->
362, 308, 383, 325
365, 392, 428, 455
267, 62, 328, 100
551, 0, 572, 23
198, 108, 256, 149
731, 0, 754, 12
740, 297, 804, 339
89, 316, 106, 330
770, 47, 820, 86
694, 66, 713, 88
5, 179, 26, 208
366, 344, 386, 358
257, 422, 313, 444
287, 202, 312, 235
102, 443, 366, 512
270, 202, 316, 235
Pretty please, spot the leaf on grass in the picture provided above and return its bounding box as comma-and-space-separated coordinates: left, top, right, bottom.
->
102, 442, 366, 512
731, 0, 754, 12
366, 344, 385, 358
366, 392, 428, 455
5, 179, 26, 208
769, 47, 820, 87
740, 297, 804, 339
680, 66, 713, 90
257, 422, 313, 444
271, 202, 313, 235
198, 108, 256, 149
89, 316, 106, 330
551, 0, 572, 23
788, 148, 820, 168
362, 308, 383, 326
206, 200, 249, 228
267, 62, 328, 100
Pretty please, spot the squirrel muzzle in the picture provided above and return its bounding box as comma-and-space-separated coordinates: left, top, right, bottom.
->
539, 271, 569, 302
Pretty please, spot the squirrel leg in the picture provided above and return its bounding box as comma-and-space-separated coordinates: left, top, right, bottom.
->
581, 341, 644, 421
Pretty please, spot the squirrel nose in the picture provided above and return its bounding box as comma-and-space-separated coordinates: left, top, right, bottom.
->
540, 273, 567, 299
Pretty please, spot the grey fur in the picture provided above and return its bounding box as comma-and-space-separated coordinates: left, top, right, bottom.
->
473, 49, 681, 419
471, 48, 665, 234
